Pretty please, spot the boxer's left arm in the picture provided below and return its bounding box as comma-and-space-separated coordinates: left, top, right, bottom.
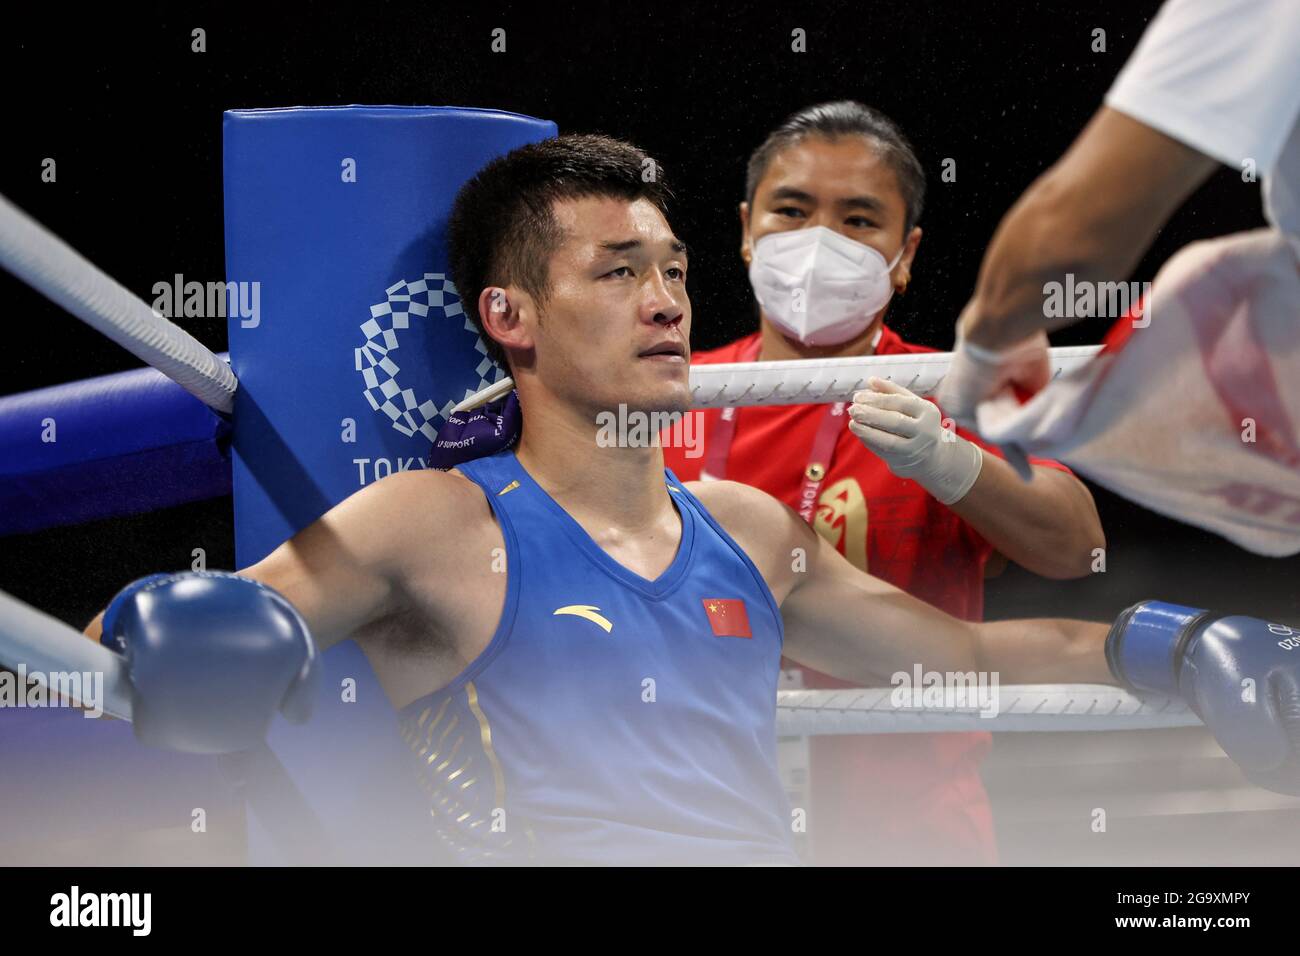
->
697, 480, 1112, 685
704, 481, 1300, 793
782, 508, 1111, 685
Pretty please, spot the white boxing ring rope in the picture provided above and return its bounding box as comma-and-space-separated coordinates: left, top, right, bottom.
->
454, 345, 1102, 413
776, 685, 1198, 735
0, 197, 1184, 742
685, 346, 1101, 408
0, 589, 133, 720
0, 193, 237, 415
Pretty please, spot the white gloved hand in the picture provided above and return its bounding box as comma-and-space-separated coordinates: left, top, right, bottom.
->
934, 329, 1052, 429
848, 377, 984, 505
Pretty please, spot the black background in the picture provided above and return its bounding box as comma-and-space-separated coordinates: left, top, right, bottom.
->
1, 0, 1296, 627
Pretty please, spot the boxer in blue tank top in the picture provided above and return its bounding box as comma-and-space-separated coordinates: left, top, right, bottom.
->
397, 449, 795, 865
85, 134, 1300, 867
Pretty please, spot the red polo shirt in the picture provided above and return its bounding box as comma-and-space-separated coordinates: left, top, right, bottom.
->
663, 325, 1073, 865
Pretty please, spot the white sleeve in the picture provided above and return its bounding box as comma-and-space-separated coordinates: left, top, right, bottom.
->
1104, 0, 1300, 175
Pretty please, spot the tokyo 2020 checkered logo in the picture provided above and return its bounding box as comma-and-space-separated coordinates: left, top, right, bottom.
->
355, 273, 500, 442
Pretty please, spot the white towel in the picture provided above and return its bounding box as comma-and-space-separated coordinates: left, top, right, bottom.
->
976, 229, 1300, 556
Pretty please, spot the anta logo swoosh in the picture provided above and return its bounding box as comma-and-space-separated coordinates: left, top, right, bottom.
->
552, 605, 614, 633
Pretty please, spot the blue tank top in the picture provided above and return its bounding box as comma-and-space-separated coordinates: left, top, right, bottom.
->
397, 449, 795, 865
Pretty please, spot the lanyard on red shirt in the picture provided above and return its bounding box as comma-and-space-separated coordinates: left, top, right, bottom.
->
700, 336, 846, 525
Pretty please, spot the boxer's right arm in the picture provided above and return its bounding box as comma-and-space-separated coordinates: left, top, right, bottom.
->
239, 470, 493, 650
85, 470, 467, 651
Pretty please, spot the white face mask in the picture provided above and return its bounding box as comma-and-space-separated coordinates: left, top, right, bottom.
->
748, 225, 904, 346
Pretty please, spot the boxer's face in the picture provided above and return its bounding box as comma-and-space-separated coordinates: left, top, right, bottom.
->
533, 195, 692, 417
740, 134, 917, 274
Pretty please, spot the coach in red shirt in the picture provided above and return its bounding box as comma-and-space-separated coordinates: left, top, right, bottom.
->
663, 101, 1105, 865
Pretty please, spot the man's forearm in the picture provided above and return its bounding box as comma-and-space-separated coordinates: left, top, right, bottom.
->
961, 166, 1152, 348
974, 616, 1112, 685
961, 107, 1217, 349
949, 458, 1104, 579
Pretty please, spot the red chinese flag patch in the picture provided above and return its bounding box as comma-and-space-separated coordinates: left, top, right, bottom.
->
701, 598, 752, 638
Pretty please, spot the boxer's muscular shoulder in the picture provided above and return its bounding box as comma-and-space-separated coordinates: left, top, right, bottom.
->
685, 479, 806, 603
355, 467, 503, 583
330, 467, 506, 701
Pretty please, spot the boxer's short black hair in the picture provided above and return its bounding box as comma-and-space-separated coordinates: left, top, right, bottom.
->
745, 100, 926, 235
448, 133, 672, 367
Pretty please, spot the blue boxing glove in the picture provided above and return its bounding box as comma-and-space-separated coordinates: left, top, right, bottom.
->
100, 571, 319, 753
1106, 600, 1300, 795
